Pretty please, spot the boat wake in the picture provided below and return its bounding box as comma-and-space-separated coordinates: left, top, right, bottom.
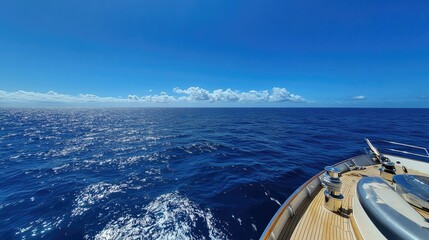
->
94, 191, 230, 240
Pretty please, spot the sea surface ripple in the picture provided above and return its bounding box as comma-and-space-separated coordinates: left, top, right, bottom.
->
1, 108, 428, 239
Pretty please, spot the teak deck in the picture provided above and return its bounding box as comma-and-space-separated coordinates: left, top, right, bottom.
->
279, 164, 429, 240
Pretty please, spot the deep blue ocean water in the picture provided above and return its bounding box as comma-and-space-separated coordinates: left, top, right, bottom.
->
1, 108, 429, 239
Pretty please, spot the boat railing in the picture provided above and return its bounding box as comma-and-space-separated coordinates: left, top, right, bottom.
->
364, 140, 429, 160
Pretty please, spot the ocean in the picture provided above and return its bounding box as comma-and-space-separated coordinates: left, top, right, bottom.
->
1, 108, 428, 239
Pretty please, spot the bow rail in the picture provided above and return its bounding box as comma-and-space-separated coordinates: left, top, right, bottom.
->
365, 139, 429, 160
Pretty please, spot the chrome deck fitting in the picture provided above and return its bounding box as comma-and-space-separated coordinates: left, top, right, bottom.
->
322, 166, 344, 212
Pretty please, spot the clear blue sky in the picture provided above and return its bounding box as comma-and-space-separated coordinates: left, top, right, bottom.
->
0, 0, 428, 107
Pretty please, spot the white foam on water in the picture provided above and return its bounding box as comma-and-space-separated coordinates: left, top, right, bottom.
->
270, 197, 281, 206
251, 223, 257, 232
94, 191, 229, 240
52, 163, 70, 173
72, 182, 126, 217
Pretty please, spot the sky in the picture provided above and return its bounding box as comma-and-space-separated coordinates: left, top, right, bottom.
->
0, 0, 428, 107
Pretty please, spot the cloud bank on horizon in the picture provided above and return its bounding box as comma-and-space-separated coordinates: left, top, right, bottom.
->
0, 87, 307, 106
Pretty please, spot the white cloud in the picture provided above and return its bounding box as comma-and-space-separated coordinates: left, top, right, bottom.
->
0, 90, 173, 104
352, 95, 365, 100
126, 92, 176, 103
0, 87, 307, 105
269, 87, 305, 102
173, 87, 210, 101
173, 87, 307, 103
